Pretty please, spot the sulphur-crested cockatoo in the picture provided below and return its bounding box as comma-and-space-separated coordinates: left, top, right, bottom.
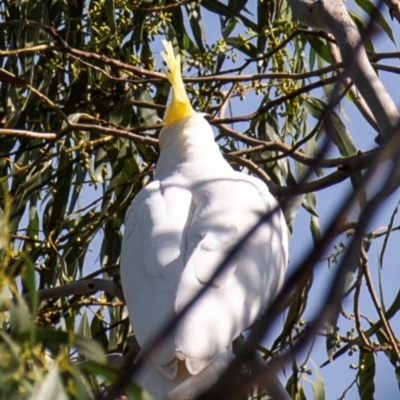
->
120, 40, 288, 399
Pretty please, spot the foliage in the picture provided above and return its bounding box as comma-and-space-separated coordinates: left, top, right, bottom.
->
0, 0, 399, 399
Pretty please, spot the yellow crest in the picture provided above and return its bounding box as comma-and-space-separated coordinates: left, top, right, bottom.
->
161, 40, 195, 124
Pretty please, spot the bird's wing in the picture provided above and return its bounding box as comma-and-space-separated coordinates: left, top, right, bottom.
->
120, 178, 193, 377
174, 174, 288, 369
123, 179, 192, 278
185, 176, 270, 287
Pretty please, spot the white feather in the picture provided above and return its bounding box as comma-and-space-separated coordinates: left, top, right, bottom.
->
120, 114, 288, 398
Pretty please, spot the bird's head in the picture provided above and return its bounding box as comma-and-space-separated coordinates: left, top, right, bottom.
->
161, 40, 195, 125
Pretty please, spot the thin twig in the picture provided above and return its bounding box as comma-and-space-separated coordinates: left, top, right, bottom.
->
353, 253, 374, 350
360, 246, 400, 361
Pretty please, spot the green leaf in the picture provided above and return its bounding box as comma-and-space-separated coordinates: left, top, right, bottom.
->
395, 366, 400, 391
109, 92, 134, 127
10, 296, 32, 335
305, 97, 357, 157
0, 331, 21, 378
286, 373, 307, 400
31, 364, 68, 400
355, 0, 395, 44
225, 36, 257, 57
221, 18, 237, 39
27, 205, 39, 239
348, 11, 374, 53
306, 35, 332, 65
228, 0, 250, 14
105, 0, 116, 34
282, 275, 312, 333
74, 335, 106, 364
379, 199, 400, 268
132, 1, 151, 51
0, 207, 6, 265
22, 255, 37, 315
186, 2, 206, 51
302, 192, 319, 217
93, 146, 107, 184
100, 220, 122, 269
68, 162, 86, 214
91, 312, 109, 351
310, 214, 321, 244
305, 134, 324, 177
325, 328, 336, 363
78, 309, 91, 340
81, 360, 120, 382
201, 0, 257, 30
135, 89, 162, 127
309, 361, 326, 400
45, 147, 74, 236
341, 250, 359, 295
65, 72, 89, 109
24, 329, 107, 364
358, 350, 375, 400
255, 2, 267, 68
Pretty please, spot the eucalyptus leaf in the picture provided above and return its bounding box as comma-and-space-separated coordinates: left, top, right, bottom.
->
358, 350, 375, 400
31, 365, 68, 400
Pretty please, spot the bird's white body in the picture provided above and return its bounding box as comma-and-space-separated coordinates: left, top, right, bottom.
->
121, 114, 288, 399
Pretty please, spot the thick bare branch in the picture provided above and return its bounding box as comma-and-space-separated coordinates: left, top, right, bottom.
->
326, 38, 379, 133
287, 0, 400, 140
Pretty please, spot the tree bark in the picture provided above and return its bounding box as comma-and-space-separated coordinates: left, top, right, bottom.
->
287, 0, 400, 141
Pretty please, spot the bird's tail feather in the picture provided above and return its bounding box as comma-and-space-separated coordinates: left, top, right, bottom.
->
134, 348, 232, 400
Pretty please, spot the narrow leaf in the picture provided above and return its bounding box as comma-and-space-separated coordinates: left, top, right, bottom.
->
358, 350, 375, 400
31, 365, 68, 400
310, 361, 326, 400
355, 0, 395, 43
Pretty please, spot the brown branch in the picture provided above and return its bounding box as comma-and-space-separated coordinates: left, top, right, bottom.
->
219, 124, 376, 169
182, 64, 342, 83
0, 44, 54, 56
382, 0, 400, 23
0, 122, 160, 147
212, 75, 339, 124
360, 246, 400, 361
131, 0, 193, 12
327, 37, 379, 133
369, 50, 400, 62
1, 20, 342, 86
0, 279, 124, 312
37, 299, 124, 315
68, 123, 160, 146
353, 255, 374, 350
373, 63, 400, 75
0, 128, 57, 140
215, 29, 337, 75
253, 114, 325, 165
287, 0, 400, 140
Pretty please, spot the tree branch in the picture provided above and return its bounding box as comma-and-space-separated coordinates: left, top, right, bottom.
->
383, 0, 400, 23
287, 0, 400, 140
0, 279, 124, 312
326, 37, 379, 133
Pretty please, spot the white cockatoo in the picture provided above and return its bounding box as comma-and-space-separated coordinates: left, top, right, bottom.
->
120, 40, 288, 400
